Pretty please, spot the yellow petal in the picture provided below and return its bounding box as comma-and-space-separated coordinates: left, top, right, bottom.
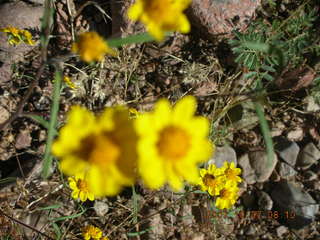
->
173, 96, 196, 122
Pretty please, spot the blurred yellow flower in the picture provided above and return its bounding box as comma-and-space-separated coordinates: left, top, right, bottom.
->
0, 26, 34, 46
52, 105, 138, 197
100, 237, 109, 240
221, 162, 242, 185
19, 29, 35, 45
199, 164, 225, 196
127, 0, 191, 41
135, 95, 213, 191
72, 32, 117, 63
68, 173, 95, 202
82, 225, 102, 240
63, 76, 77, 89
215, 182, 239, 210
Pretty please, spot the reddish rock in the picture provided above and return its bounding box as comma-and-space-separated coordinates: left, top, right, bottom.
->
187, 0, 261, 38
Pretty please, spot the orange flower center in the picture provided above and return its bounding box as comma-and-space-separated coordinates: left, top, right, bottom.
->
220, 188, 232, 199
157, 126, 190, 160
203, 174, 217, 187
76, 179, 88, 192
80, 134, 120, 168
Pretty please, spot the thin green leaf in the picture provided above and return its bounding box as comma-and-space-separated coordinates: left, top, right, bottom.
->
27, 115, 58, 135
0, 177, 16, 184
254, 101, 275, 168
193, 190, 208, 194
242, 41, 270, 53
50, 207, 86, 222
261, 64, 276, 72
243, 71, 258, 79
262, 72, 274, 81
36, 204, 62, 211
127, 227, 154, 237
51, 222, 62, 240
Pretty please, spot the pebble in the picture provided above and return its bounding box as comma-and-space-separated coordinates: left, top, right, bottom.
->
286, 127, 304, 142
297, 143, 320, 170
15, 130, 32, 150
274, 137, 300, 166
207, 145, 237, 168
278, 162, 297, 179
93, 201, 109, 217
270, 180, 319, 229
276, 226, 288, 238
238, 151, 278, 184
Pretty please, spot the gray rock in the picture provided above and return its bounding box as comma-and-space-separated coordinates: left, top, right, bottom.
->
257, 191, 273, 211
278, 162, 297, 179
274, 138, 300, 166
238, 154, 256, 184
297, 143, 320, 170
276, 226, 288, 238
270, 180, 319, 229
238, 151, 278, 184
286, 127, 304, 142
215, 217, 234, 236
94, 201, 109, 217
249, 151, 278, 182
208, 145, 237, 168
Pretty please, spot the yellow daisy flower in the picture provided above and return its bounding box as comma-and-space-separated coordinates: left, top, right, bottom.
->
82, 225, 102, 240
0, 27, 34, 46
127, 0, 191, 41
52, 105, 138, 197
221, 162, 242, 185
215, 182, 239, 210
199, 164, 225, 196
135, 95, 214, 191
72, 32, 117, 63
68, 173, 95, 202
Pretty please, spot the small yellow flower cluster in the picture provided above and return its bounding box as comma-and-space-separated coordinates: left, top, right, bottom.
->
52, 96, 214, 198
63, 76, 77, 89
82, 225, 109, 240
199, 162, 242, 210
0, 26, 35, 46
127, 0, 191, 41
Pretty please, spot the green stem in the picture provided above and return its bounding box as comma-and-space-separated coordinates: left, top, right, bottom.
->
42, 69, 62, 178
